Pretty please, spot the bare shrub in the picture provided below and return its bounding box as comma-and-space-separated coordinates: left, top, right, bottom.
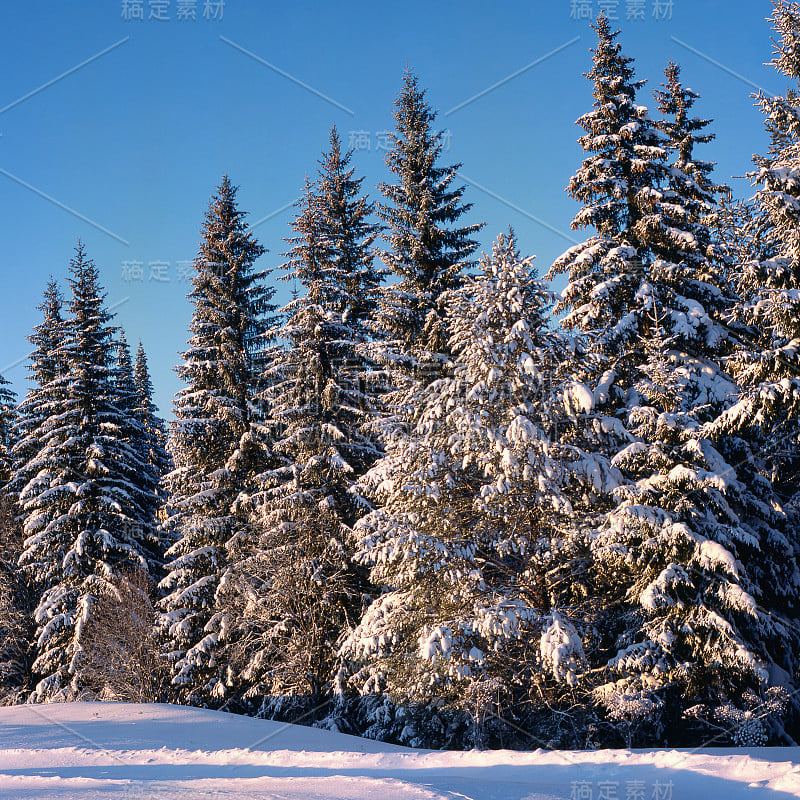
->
80, 570, 169, 703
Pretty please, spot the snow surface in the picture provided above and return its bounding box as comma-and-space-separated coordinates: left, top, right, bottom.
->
0, 702, 799, 799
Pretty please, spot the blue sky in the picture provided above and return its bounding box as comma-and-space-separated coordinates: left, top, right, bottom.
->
0, 0, 783, 415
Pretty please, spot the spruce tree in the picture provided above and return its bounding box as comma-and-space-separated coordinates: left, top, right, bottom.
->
716, 0, 800, 513
0, 375, 28, 702
113, 332, 138, 418
113, 332, 162, 572
5, 281, 66, 701
223, 134, 382, 715
548, 15, 800, 744
548, 13, 671, 389
15, 243, 158, 700
158, 176, 273, 706
341, 230, 587, 743
311, 125, 383, 331
0, 374, 15, 494
372, 69, 482, 385
133, 341, 171, 504
9, 280, 66, 507
0, 492, 33, 702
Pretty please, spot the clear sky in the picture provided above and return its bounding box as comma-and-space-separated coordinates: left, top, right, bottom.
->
0, 0, 783, 416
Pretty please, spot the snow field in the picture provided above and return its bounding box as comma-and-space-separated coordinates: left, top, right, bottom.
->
0, 703, 798, 799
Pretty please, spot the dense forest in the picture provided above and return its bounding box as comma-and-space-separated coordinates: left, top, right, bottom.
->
2, 6, 800, 750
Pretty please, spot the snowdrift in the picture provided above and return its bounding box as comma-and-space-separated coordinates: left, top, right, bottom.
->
0, 702, 798, 799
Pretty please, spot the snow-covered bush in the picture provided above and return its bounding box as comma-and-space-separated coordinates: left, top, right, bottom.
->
684, 687, 790, 746
595, 678, 665, 748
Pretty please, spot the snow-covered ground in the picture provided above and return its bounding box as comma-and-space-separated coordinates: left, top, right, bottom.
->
0, 703, 798, 799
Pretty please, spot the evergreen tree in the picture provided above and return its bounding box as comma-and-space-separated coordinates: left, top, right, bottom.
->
14, 243, 159, 700
224, 134, 382, 715
311, 125, 383, 331
0, 373, 28, 702
634, 58, 735, 416
0, 373, 15, 493
9, 280, 67, 527
548, 13, 671, 389
716, 0, 800, 513
113, 332, 163, 572
133, 341, 171, 504
548, 15, 800, 744
113, 332, 138, 418
0, 494, 32, 703
158, 176, 273, 706
372, 69, 483, 385
341, 231, 586, 741
655, 61, 718, 205
9, 280, 66, 519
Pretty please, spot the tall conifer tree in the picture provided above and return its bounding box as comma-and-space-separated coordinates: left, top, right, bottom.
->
717, 1, 800, 513
112, 332, 162, 572
15, 244, 158, 700
342, 231, 587, 733
0, 375, 15, 492
9, 280, 66, 508
158, 176, 273, 706
372, 70, 482, 385
133, 341, 171, 505
548, 16, 800, 742
224, 132, 382, 714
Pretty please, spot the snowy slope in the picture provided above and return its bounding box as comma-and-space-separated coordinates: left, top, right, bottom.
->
0, 702, 799, 799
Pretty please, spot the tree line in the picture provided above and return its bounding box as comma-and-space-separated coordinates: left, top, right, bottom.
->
2, 5, 800, 749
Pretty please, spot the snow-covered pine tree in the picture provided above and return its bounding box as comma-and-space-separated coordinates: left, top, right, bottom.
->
549, 15, 800, 745
223, 133, 382, 716
547, 12, 671, 391
655, 62, 716, 192
158, 176, 273, 706
0, 374, 15, 494
715, 0, 800, 515
313, 125, 383, 333
15, 243, 159, 701
113, 332, 138, 419
636, 57, 735, 414
0, 491, 32, 704
8, 280, 67, 537
133, 341, 171, 505
3, 285, 69, 705
112, 332, 162, 573
371, 69, 482, 387
653, 60, 725, 258
0, 375, 29, 703
340, 230, 587, 745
